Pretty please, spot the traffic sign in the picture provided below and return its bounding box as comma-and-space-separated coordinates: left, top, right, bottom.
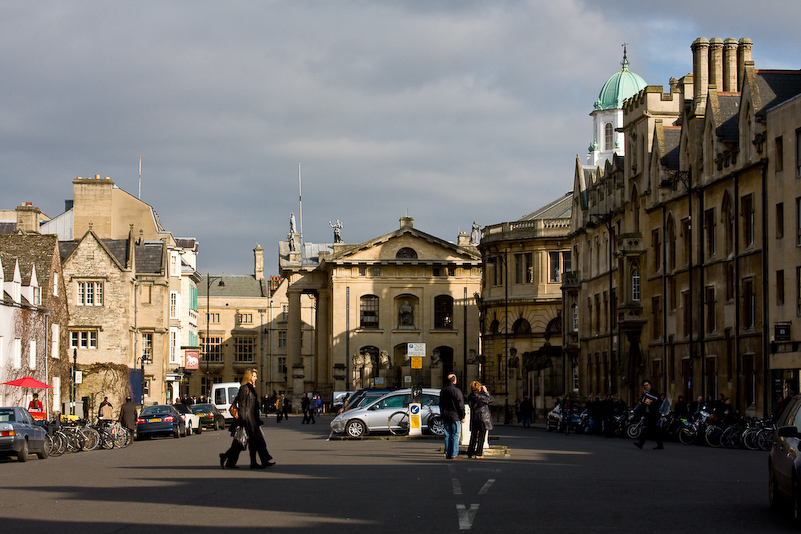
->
407, 343, 426, 358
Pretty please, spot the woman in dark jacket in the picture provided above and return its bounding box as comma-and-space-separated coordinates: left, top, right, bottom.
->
219, 368, 275, 469
466, 381, 493, 459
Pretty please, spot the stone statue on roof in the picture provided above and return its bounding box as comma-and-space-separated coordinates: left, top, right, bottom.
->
290, 213, 297, 234
470, 221, 480, 245
329, 220, 343, 243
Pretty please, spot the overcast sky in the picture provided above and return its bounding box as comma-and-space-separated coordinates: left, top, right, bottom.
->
2, 1, 799, 275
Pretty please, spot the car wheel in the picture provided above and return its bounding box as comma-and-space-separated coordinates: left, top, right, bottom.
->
214, 419, 221, 431
36, 440, 49, 460
195, 423, 202, 435
18, 439, 29, 462
187, 422, 193, 436
173, 426, 180, 439
345, 419, 366, 438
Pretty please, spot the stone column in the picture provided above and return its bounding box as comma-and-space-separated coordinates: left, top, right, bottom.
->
287, 289, 304, 409
316, 290, 330, 387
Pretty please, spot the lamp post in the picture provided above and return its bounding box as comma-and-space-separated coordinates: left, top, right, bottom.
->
589, 213, 616, 396
204, 274, 225, 400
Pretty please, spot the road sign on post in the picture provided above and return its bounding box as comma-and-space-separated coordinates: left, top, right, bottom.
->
407, 343, 426, 403
409, 403, 422, 437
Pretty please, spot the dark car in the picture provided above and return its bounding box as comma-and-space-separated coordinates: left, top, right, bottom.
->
0, 407, 48, 461
136, 405, 187, 440
190, 403, 226, 430
769, 395, 801, 521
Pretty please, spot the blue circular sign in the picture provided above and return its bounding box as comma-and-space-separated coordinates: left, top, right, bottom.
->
410, 405, 420, 415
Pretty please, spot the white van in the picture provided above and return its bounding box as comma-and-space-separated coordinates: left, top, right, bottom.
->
211, 382, 241, 421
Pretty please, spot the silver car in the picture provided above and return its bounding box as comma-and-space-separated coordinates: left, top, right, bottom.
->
330, 388, 443, 438
0, 407, 48, 461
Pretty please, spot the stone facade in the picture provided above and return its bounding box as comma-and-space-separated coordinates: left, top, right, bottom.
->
279, 216, 482, 408
566, 37, 801, 417
478, 195, 572, 417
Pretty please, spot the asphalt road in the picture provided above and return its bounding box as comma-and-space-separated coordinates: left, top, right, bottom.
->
0, 417, 794, 533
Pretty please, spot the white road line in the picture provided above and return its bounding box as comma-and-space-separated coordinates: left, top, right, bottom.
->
452, 478, 462, 495
478, 479, 495, 495
456, 504, 479, 530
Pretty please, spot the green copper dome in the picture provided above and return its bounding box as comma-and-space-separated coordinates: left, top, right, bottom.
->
594, 55, 647, 111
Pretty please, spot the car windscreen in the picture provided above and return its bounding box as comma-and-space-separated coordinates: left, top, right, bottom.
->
141, 406, 171, 416
191, 404, 214, 413
0, 409, 15, 422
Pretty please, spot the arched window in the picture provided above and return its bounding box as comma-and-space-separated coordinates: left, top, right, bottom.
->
571, 301, 579, 332
722, 191, 734, 256
631, 268, 641, 301
667, 215, 676, 271
434, 295, 454, 329
604, 123, 614, 150
513, 318, 531, 335
490, 319, 500, 335
396, 247, 417, 259
360, 295, 379, 329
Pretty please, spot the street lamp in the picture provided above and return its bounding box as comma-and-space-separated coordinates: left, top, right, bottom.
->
204, 274, 225, 400
588, 212, 616, 396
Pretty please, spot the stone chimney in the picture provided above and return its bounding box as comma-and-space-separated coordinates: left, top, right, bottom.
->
400, 216, 414, 230
457, 231, 470, 246
723, 38, 738, 92
254, 244, 264, 281
738, 38, 753, 89
15, 202, 42, 234
691, 38, 709, 110
709, 37, 723, 90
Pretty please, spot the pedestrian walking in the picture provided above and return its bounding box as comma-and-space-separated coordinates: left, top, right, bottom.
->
466, 382, 493, 459
633, 379, 664, 450
219, 368, 275, 469
98, 396, 114, 421
438, 373, 465, 459
119, 396, 138, 437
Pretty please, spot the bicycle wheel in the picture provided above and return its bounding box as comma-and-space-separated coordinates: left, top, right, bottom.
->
678, 426, 696, 445
704, 425, 722, 447
53, 432, 67, 455
43, 434, 55, 457
758, 429, 774, 451
81, 427, 101, 451
388, 411, 409, 436
743, 429, 761, 450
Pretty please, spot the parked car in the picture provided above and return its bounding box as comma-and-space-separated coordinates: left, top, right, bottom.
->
190, 403, 226, 430
136, 405, 187, 440
173, 403, 202, 434
211, 382, 241, 421
0, 407, 48, 461
330, 388, 441, 438
545, 405, 561, 432
339, 388, 395, 414
769, 394, 801, 521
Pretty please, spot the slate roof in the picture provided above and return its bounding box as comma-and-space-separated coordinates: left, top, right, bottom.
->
0, 234, 59, 303
714, 94, 741, 142
135, 243, 164, 274
519, 192, 572, 221
198, 274, 264, 298
0, 222, 16, 235
754, 70, 801, 117
661, 127, 681, 170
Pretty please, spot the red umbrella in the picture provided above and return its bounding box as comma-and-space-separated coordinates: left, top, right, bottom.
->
1, 376, 53, 389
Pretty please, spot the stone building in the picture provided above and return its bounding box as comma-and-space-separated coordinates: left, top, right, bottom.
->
278, 216, 482, 407
566, 37, 801, 417
0, 233, 70, 413
478, 194, 572, 418
41, 176, 199, 414
194, 246, 315, 400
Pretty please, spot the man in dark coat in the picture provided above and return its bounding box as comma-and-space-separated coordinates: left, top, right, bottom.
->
439, 374, 465, 459
633, 379, 664, 450
119, 396, 138, 437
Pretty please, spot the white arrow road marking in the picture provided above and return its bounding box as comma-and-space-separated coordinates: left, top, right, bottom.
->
478, 479, 495, 495
456, 504, 480, 530
452, 478, 462, 495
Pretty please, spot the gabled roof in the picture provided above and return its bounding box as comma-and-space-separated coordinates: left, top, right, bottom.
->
706, 91, 741, 143
0, 233, 59, 296
59, 230, 129, 271
750, 70, 801, 118
324, 222, 480, 264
